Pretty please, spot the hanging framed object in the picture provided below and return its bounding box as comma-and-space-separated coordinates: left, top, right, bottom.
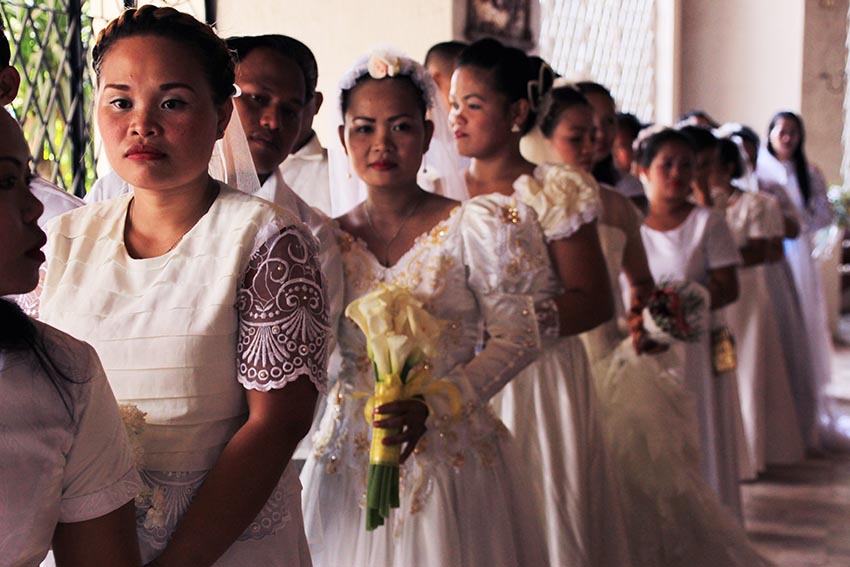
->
464, 0, 533, 46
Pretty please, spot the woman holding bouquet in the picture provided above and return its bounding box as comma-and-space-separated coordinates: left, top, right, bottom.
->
449, 39, 632, 567
638, 128, 745, 515
300, 50, 549, 567
538, 85, 772, 567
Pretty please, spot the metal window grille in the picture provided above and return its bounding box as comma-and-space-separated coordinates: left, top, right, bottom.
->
2, 0, 98, 197
537, 0, 656, 121
1, 0, 213, 198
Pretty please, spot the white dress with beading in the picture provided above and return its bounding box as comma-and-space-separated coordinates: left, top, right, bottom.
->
640, 207, 743, 514
301, 195, 552, 567
493, 165, 632, 567
39, 185, 330, 566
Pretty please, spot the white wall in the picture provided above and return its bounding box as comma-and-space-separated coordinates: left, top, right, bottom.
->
801, 0, 848, 184
677, 0, 846, 183
216, 0, 455, 143
679, 0, 805, 138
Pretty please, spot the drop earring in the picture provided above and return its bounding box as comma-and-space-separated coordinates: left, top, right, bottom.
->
511, 123, 521, 133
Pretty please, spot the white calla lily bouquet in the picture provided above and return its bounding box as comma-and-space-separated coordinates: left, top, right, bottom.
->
345, 283, 460, 530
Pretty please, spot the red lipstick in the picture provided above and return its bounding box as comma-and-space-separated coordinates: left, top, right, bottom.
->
370, 160, 397, 171
126, 144, 166, 160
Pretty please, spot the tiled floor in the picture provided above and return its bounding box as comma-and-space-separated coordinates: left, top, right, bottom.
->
742, 335, 850, 566
743, 455, 850, 566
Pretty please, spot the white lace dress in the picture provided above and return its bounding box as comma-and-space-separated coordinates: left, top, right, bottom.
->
492, 165, 631, 567
721, 191, 804, 474
39, 184, 329, 566
301, 196, 551, 567
1, 321, 140, 567
582, 197, 771, 567
640, 207, 744, 514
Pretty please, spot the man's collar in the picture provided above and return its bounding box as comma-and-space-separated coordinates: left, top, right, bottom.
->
290, 131, 326, 161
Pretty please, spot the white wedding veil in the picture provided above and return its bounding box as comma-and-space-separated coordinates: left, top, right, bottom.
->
209, 90, 262, 196
328, 48, 469, 217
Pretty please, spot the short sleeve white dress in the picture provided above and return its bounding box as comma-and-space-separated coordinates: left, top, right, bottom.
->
578, 192, 771, 567
1, 320, 140, 566
721, 191, 804, 474
300, 195, 551, 567
39, 184, 329, 566
640, 207, 744, 513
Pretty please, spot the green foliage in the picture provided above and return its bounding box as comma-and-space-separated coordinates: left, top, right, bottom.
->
1, 1, 97, 195
828, 184, 850, 229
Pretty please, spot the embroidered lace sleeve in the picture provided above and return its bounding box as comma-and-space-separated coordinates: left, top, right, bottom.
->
237, 224, 330, 394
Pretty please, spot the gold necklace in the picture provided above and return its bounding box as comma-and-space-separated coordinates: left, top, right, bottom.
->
127, 180, 218, 255
363, 193, 425, 267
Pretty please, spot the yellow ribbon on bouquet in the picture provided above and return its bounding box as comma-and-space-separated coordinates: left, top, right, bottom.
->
362, 366, 463, 465
345, 282, 463, 530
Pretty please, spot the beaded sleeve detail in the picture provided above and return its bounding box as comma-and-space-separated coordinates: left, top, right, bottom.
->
237, 224, 330, 394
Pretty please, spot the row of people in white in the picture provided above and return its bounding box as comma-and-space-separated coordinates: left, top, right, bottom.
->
11, 16, 823, 567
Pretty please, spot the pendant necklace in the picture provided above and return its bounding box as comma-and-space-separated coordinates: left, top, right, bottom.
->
364, 193, 425, 267
127, 180, 219, 256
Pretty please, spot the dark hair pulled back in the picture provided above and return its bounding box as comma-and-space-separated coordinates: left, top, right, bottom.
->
92, 5, 236, 105
340, 75, 428, 119
716, 138, 745, 179
457, 38, 553, 135
538, 86, 591, 138
0, 299, 79, 418
226, 34, 318, 101
767, 111, 811, 205
634, 128, 694, 169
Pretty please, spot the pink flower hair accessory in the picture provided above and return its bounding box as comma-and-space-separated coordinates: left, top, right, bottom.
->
367, 52, 402, 80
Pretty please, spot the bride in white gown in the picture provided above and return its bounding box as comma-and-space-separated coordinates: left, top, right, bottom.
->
535, 86, 771, 566
450, 40, 632, 567
300, 50, 550, 567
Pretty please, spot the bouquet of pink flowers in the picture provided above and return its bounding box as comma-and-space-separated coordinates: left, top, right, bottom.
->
642, 280, 706, 344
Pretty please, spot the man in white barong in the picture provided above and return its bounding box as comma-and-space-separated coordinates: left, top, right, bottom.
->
278, 40, 332, 216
